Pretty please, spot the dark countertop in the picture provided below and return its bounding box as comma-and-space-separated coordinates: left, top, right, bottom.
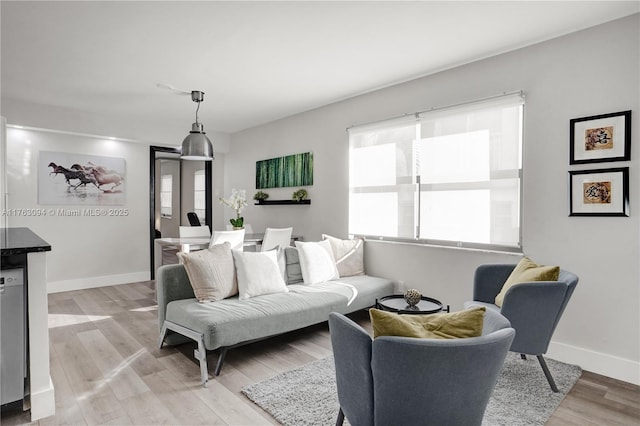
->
1, 227, 52, 256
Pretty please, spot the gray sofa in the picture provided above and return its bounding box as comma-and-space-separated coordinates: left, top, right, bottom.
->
156, 262, 394, 386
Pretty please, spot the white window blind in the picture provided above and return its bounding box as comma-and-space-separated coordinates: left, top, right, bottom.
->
348, 92, 524, 251
193, 169, 206, 221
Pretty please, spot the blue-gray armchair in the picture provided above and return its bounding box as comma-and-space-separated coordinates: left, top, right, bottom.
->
328, 310, 515, 426
465, 263, 579, 392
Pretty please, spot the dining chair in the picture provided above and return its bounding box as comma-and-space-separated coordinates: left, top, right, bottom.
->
187, 212, 201, 226
260, 227, 293, 251
226, 223, 254, 234
179, 225, 211, 238
210, 229, 245, 251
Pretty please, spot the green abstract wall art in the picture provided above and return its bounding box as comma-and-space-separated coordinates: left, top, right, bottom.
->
256, 152, 313, 189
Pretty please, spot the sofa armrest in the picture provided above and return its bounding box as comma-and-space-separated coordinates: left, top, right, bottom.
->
473, 264, 516, 303
156, 264, 195, 332
482, 308, 511, 335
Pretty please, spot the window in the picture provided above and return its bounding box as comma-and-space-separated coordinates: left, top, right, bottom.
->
193, 169, 206, 221
160, 174, 172, 217
348, 92, 524, 251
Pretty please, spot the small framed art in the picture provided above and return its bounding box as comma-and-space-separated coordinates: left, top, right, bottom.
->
569, 110, 631, 164
569, 167, 629, 217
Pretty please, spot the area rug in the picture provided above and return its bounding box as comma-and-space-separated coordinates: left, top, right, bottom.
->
242, 353, 581, 426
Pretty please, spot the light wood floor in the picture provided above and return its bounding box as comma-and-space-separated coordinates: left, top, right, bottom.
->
1, 280, 638, 425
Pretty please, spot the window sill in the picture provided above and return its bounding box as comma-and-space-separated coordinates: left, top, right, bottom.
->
357, 236, 523, 255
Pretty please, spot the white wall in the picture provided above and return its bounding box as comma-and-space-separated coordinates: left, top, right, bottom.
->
5, 127, 149, 291
1, 117, 6, 228
1, 100, 231, 291
227, 15, 640, 384
212, 153, 227, 231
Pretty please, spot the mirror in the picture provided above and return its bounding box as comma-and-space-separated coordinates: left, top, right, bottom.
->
149, 146, 212, 278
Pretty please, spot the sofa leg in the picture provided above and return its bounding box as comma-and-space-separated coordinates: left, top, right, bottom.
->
160, 321, 210, 387
537, 355, 559, 393
335, 407, 345, 426
520, 353, 527, 360
194, 338, 209, 388
158, 322, 168, 349
215, 348, 227, 376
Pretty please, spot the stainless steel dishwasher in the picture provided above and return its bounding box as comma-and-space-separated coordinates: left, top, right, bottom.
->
0, 267, 25, 406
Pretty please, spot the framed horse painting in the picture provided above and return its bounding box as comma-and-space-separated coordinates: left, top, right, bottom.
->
39, 150, 126, 206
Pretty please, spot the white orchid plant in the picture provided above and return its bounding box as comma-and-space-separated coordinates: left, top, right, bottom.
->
219, 188, 248, 228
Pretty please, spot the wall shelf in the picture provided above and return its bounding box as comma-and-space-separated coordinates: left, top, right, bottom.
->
255, 199, 311, 205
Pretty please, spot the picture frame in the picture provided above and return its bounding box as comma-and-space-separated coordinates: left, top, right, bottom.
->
39, 150, 126, 205
256, 152, 313, 189
569, 110, 631, 164
569, 167, 629, 217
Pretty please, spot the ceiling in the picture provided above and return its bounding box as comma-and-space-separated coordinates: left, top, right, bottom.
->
2, 1, 638, 134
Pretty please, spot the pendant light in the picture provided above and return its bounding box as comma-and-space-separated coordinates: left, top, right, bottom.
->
181, 90, 214, 161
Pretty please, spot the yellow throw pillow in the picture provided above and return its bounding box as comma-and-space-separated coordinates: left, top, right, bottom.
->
369, 307, 486, 339
494, 257, 560, 307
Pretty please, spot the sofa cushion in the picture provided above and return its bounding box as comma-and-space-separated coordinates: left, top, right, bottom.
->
322, 234, 365, 277
295, 240, 339, 284
369, 307, 486, 339
167, 287, 348, 350
291, 275, 395, 313
176, 242, 237, 303
232, 250, 288, 300
495, 257, 559, 307
284, 246, 303, 284
164, 274, 395, 350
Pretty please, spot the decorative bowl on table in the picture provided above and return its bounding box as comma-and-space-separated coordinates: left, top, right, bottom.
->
403, 288, 422, 308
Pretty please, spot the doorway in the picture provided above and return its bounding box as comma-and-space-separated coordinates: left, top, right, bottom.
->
149, 146, 212, 279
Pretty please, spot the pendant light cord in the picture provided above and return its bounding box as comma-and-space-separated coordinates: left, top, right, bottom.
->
195, 100, 201, 125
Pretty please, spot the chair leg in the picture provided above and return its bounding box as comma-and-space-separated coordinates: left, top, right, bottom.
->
537, 355, 559, 393
335, 407, 345, 426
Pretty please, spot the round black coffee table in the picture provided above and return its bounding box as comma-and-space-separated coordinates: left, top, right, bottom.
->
376, 295, 450, 315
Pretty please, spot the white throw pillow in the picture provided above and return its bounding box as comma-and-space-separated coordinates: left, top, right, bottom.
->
177, 242, 237, 303
294, 240, 339, 285
322, 234, 365, 277
232, 249, 289, 300
261, 245, 287, 281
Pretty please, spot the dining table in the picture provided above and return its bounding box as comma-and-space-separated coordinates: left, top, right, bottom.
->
154, 233, 300, 273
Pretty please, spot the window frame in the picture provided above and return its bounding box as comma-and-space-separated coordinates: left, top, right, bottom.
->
348, 92, 524, 253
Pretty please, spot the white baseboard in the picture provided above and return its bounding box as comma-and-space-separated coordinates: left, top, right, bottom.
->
47, 271, 150, 293
547, 340, 640, 386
